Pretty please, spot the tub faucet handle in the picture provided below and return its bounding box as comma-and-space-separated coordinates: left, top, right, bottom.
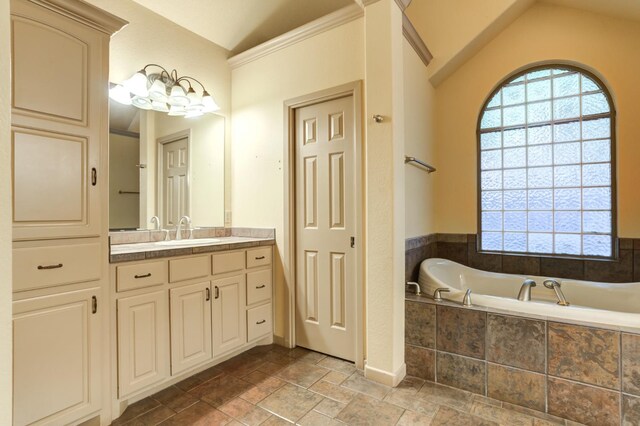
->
463, 289, 473, 307
433, 288, 450, 302
406, 282, 421, 296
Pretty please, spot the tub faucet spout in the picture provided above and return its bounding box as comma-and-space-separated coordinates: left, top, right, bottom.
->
517, 279, 537, 301
463, 289, 472, 307
543, 279, 570, 306
406, 282, 421, 296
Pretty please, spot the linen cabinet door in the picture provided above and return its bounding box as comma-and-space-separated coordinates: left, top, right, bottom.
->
13, 288, 101, 426
169, 281, 213, 375
212, 274, 246, 356
117, 291, 169, 397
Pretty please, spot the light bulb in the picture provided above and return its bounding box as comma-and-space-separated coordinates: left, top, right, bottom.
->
109, 84, 132, 105
123, 69, 149, 97
132, 96, 153, 110
148, 79, 168, 103
202, 90, 220, 112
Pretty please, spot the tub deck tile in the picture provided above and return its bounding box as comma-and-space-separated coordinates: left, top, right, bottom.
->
486, 314, 546, 373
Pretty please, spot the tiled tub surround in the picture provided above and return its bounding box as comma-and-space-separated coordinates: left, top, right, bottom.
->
405, 233, 640, 284
405, 296, 640, 426
109, 228, 275, 262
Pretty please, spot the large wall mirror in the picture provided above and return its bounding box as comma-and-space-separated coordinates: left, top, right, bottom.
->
109, 98, 225, 230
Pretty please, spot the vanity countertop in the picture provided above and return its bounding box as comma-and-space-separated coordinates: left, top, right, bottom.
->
110, 236, 275, 263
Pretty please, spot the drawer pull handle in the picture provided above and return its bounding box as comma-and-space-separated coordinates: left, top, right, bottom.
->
134, 273, 152, 279
92, 296, 97, 314
255, 256, 265, 260
256, 285, 266, 289
206, 288, 211, 301
256, 319, 266, 325
37, 263, 63, 270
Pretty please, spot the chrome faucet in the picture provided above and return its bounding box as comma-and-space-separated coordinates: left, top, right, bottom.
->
543, 279, 570, 306
176, 215, 192, 240
517, 279, 537, 301
406, 282, 421, 296
433, 288, 450, 301
463, 289, 473, 307
150, 215, 160, 230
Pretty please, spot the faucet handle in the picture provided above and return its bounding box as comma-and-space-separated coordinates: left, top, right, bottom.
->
463, 289, 472, 307
433, 288, 450, 301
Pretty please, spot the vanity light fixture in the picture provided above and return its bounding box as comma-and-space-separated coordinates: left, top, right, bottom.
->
109, 64, 220, 116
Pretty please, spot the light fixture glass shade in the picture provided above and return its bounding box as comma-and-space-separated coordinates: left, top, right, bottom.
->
148, 79, 168, 103
132, 96, 153, 110
109, 84, 132, 105
123, 70, 149, 97
151, 100, 170, 112
168, 84, 189, 107
202, 91, 220, 112
168, 104, 186, 116
185, 109, 204, 118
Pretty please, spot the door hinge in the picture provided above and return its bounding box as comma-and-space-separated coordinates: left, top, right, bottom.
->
350, 236, 355, 248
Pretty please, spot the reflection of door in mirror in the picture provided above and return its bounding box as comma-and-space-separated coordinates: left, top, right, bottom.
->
159, 133, 189, 229
109, 99, 140, 230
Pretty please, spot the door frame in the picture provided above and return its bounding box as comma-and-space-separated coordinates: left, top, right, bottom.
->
283, 81, 364, 369
156, 129, 191, 227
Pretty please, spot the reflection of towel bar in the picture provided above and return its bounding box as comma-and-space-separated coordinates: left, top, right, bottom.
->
119, 190, 140, 195
404, 155, 436, 173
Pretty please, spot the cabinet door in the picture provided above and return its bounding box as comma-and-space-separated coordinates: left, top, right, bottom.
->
13, 288, 100, 426
117, 291, 169, 398
212, 274, 246, 356
170, 281, 213, 375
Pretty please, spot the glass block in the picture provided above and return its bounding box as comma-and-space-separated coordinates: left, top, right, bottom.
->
528, 167, 552, 188
555, 233, 581, 255
482, 232, 502, 251
555, 211, 581, 233
504, 211, 527, 231
553, 142, 580, 165
482, 212, 503, 231
504, 147, 526, 168
553, 96, 580, 120
481, 191, 502, 211
481, 150, 502, 170
581, 77, 600, 93
583, 187, 611, 210
527, 69, 552, 80
481, 109, 501, 129
527, 79, 551, 102
504, 233, 527, 252
504, 168, 526, 189
528, 189, 553, 210
528, 211, 553, 232
486, 92, 501, 108
583, 163, 611, 187
504, 128, 526, 147
503, 105, 526, 127
583, 139, 610, 163
528, 125, 552, 145
528, 144, 552, 167
554, 165, 581, 187
527, 101, 551, 123
583, 235, 611, 257
554, 121, 580, 142
583, 118, 610, 139
481, 170, 503, 190
583, 211, 611, 234
504, 190, 526, 210
553, 73, 580, 97
582, 93, 609, 116
554, 188, 581, 210
529, 233, 553, 253
503, 84, 525, 106
480, 131, 501, 150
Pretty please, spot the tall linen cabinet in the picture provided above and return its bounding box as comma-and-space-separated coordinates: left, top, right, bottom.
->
10, 1, 125, 425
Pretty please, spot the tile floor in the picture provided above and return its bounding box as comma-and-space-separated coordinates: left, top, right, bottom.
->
110, 345, 582, 425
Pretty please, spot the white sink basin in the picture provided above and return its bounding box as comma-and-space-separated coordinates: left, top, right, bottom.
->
155, 238, 221, 247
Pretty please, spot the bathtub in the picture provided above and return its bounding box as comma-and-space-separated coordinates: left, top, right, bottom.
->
418, 258, 640, 330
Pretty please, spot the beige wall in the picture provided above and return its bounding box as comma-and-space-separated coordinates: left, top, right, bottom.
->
403, 38, 436, 238
109, 133, 140, 229
0, 0, 11, 422
435, 3, 640, 237
231, 18, 365, 341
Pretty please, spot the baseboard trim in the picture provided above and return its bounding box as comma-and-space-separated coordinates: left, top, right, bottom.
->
364, 362, 406, 387
273, 334, 293, 348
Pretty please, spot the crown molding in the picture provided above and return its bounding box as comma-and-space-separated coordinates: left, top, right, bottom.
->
402, 13, 432, 67
29, 0, 128, 35
361, 0, 411, 11
228, 4, 364, 69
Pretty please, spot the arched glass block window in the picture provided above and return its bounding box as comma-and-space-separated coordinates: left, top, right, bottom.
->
478, 65, 615, 258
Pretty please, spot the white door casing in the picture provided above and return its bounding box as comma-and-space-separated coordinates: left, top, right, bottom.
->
294, 95, 356, 362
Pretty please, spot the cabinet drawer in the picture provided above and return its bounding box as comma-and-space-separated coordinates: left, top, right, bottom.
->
246, 247, 271, 269
212, 251, 245, 275
169, 255, 210, 283
116, 261, 166, 292
13, 242, 101, 292
247, 269, 272, 306
247, 303, 272, 342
